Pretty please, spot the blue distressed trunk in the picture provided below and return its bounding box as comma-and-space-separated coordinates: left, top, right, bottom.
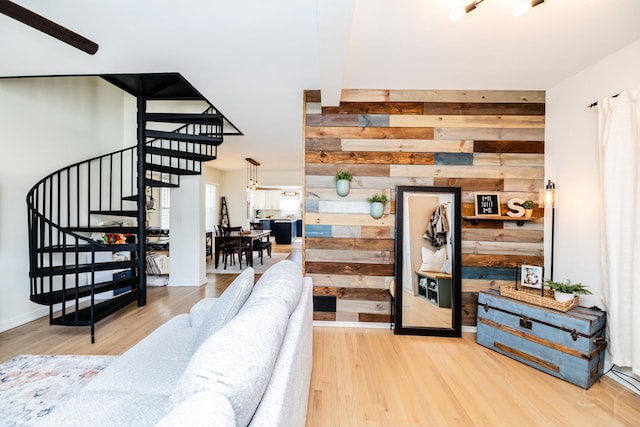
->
477, 289, 607, 389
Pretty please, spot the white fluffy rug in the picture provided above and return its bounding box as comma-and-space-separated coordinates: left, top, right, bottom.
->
206, 252, 289, 274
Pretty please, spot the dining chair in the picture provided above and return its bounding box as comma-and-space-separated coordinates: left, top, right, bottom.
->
221, 226, 250, 269
250, 222, 272, 265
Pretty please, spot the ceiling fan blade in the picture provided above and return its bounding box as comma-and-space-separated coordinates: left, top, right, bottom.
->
0, 0, 98, 55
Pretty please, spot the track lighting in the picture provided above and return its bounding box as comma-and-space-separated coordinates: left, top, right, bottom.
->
450, 0, 546, 22
450, 0, 485, 22
513, 0, 545, 17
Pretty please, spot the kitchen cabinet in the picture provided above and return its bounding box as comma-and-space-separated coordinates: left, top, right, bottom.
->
273, 219, 296, 244
254, 190, 281, 210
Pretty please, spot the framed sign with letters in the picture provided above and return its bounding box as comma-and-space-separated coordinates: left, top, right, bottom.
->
474, 192, 501, 216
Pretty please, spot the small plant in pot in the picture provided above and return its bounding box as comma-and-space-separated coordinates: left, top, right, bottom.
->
521, 199, 535, 217
335, 170, 353, 197
366, 193, 388, 219
544, 279, 592, 303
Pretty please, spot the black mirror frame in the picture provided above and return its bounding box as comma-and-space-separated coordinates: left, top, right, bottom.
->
393, 185, 462, 337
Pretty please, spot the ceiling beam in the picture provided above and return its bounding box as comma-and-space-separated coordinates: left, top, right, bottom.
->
0, 0, 98, 55
317, 0, 354, 106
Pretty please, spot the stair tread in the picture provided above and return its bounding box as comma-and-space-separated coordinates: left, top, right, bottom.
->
146, 178, 179, 188
51, 291, 141, 325
33, 259, 138, 277
146, 146, 216, 161
91, 210, 139, 217
145, 163, 200, 176
39, 243, 138, 253
31, 276, 139, 305
145, 130, 222, 146
66, 226, 138, 233
145, 112, 222, 125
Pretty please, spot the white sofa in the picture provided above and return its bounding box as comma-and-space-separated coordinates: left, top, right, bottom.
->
39, 260, 313, 426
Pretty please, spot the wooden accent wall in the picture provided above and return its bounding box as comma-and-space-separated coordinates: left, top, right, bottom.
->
303, 89, 545, 326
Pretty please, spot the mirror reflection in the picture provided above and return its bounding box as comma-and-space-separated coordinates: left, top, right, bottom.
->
394, 186, 461, 337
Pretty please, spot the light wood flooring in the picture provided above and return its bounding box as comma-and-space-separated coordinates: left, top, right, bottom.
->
1, 239, 639, 426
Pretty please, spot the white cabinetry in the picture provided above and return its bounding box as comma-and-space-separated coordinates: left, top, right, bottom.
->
254, 190, 281, 209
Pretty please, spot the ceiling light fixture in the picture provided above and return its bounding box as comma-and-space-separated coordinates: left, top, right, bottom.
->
513, 0, 545, 17
450, 0, 485, 22
245, 158, 260, 192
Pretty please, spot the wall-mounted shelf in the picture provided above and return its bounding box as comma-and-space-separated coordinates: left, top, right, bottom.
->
462, 215, 532, 227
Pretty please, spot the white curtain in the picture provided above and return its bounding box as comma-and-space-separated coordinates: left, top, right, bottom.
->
598, 87, 640, 375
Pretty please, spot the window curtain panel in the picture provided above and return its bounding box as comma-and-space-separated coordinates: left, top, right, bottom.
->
597, 87, 640, 375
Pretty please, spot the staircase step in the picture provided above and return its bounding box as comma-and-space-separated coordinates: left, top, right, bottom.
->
32, 259, 138, 277
66, 226, 138, 233
122, 195, 138, 202
51, 290, 141, 326
145, 112, 222, 125
145, 130, 222, 146
146, 178, 179, 188
91, 210, 139, 217
39, 243, 138, 253
146, 146, 216, 161
145, 163, 200, 176
31, 275, 139, 305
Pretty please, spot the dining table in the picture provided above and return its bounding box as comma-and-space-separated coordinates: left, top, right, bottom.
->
214, 229, 271, 268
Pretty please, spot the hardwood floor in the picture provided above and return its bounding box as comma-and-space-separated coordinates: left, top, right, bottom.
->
1, 238, 639, 426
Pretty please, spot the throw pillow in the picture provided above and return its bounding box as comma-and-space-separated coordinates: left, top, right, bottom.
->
193, 267, 254, 350
420, 246, 447, 272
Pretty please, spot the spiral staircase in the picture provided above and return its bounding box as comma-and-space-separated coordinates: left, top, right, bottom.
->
26, 73, 239, 342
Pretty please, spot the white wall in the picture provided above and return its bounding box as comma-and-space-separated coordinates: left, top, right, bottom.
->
546, 39, 640, 308
0, 77, 127, 332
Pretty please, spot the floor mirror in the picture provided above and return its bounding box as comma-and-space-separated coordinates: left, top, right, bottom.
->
394, 186, 462, 337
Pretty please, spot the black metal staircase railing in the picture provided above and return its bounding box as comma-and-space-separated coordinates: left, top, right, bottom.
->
26, 82, 226, 342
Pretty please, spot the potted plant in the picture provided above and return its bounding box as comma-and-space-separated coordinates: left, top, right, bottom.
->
367, 193, 388, 219
335, 170, 353, 197
544, 279, 592, 302
521, 199, 535, 217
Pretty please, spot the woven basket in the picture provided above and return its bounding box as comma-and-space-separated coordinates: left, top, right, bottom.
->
500, 283, 578, 312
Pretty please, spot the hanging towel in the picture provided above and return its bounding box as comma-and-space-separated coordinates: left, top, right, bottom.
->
424, 204, 449, 248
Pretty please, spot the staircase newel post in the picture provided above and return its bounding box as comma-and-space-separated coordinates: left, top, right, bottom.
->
137, 95, 147, 306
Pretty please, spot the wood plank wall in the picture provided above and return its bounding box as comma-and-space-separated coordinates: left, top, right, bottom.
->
303, 89, 545, 326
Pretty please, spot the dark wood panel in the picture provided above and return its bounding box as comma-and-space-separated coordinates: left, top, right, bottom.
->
306, 262, 395, 276
314, 286, 338, 296
313, 312, 336, 321
462, 291, 478, 326
322, 102, 424, 115
306, 151, 434, 165
305, 163, 390, 177
423, 102, 545, 116
305, 90, 321, 103
474, 141, 544, 154
461, 220, 505, 229
305, 138, 342, 151
305, 126, 435, 139
337, 287, 390, 301
462, 254, 544, 268
359, 313, 392, 322
306, 237, 395, 251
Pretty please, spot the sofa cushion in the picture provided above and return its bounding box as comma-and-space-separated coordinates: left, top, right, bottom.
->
156, 391, 235, 427
193, 267, 254, 350
84, 314, 197, 396
170, 278, 295, 426
38, 391, 168, 427
189, 297, 219, 328
244, 260, 302, 314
